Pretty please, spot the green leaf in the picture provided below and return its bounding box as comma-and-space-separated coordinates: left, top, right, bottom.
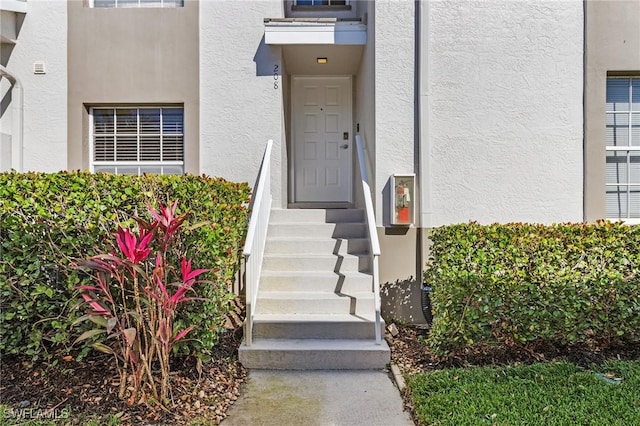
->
91, 342, 115, 355
73, 328, 106, 345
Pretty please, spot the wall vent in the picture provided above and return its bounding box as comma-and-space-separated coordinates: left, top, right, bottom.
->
33, 62, 46, 74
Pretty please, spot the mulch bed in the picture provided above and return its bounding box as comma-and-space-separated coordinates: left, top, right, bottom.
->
3, 314, 639, 425
388, 323, 640, 375
0, 301, 248, 425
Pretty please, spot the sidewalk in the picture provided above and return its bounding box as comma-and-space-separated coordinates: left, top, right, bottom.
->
221, 370, 414, 426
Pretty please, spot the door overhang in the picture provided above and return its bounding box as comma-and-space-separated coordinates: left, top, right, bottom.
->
264, 19, 365, 75
264, 18, 366, 45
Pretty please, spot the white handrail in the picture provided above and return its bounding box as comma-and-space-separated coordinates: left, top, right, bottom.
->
242, 140, 273, 346
355, 134, 382, 344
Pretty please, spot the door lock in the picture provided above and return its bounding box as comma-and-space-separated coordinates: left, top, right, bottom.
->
343, 132, 349, 140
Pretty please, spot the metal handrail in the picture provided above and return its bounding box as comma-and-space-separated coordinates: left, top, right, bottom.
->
355, 134, 382, 344
242, 140, 273, 346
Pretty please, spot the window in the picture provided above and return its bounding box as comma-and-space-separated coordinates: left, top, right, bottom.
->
606, 78, 640, 220
92, 0, 183, 8
91, 107, 184, 175
295, 1, 347, 6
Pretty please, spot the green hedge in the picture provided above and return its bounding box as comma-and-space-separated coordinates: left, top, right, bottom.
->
0, 171, 250, 360
425, 222, 640, 356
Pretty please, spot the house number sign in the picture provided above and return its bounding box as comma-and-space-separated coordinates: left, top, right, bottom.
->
273, 64, 279, 90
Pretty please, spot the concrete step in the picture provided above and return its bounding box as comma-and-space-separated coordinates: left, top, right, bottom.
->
238, 338, 391, 370
255, 291, 375, 315
267, 223, 367, 239
259, 271, 373, 293
270, 209, 365, 224
264, 237, 370, 256
253, 314, 384, 339
262, 253, 371, 273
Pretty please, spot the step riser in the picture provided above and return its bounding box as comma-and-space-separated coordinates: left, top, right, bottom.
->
255, 296, 374, 315
270, 209, 365, 224
239, 348, 390, 370
267, 223, 367, 239
265, 238, 370, 256
253, 321, 382, 339
262, 255, 371, 273
243, 208, 390, 370
259, 275, 372, 293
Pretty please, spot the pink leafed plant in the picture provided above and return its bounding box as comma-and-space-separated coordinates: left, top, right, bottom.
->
73, 201, 208, 406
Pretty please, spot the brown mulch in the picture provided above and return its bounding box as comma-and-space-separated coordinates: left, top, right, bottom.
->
3, 311, 639, 425
0, 300, 248, 425
387, 323, 640, 376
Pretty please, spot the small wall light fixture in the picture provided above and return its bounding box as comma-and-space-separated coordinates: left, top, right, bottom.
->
316, 57, 328, 64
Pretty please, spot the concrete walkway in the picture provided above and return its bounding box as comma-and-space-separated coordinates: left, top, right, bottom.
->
221, 370, 415, 426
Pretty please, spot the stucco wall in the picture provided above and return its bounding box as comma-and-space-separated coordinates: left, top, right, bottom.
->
3, 0, 67, 172
369, 0, 422, 323
200, 0, 285, 205
427, 0, 584, 225
584, 0, 640, 222
67, 0, 199, 173
354, 0, 374, 210
374, 0, 415, 227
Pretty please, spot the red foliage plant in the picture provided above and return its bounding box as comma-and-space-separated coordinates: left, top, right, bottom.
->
74, 201, 208, 406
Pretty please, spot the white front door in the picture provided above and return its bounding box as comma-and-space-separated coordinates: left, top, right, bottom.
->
293, 76, 352, 203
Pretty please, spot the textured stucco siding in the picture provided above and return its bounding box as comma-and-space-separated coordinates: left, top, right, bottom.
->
354, 0, 375, 209
428, 1, 584, 225
584, 0, 640, 222
374, 0, 415, 227
4, 0, 67, 172
67, 0, 199, 172
200, 0, 285, 205
371, 0, 422, 324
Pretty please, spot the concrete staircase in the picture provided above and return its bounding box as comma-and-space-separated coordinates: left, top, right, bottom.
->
239, 208, 390, 369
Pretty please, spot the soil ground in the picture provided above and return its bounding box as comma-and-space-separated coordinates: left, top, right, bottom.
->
2, 319, 639, 425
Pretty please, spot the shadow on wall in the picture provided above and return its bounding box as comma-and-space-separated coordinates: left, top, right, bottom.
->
1, 13, 25, 66
253, 35, 279, 77
381, 277, 428, 325
1, 87, 11, 117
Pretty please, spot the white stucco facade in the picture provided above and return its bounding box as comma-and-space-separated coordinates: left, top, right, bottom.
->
1, 0, 67, 172
2, 0, 626, 320
424, 0, 584, 225
374, 0, 416, 227
1, 0, 587, 225
199, 0, 286, 206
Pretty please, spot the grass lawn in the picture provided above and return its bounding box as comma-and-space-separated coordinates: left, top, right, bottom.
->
407, 360, 640, 426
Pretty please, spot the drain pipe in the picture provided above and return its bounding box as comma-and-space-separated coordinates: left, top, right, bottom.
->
416, 0, 433, 324
0, 65, 24, 172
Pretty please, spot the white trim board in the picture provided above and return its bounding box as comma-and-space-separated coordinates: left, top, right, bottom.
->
265, 22, 366, 45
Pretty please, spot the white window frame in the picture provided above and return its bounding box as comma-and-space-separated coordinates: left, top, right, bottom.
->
91, 0, 184, 8
295, 0, 349, 5
89, 106, 184, 176
606, 77, 640, 224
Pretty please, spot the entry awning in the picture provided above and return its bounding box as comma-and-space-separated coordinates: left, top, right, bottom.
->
264, 18, 366, 45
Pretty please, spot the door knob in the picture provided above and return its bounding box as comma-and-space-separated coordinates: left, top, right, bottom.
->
341, 144, 349, 149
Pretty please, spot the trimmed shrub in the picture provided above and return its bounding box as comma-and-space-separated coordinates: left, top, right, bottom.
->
425, 222, 640, 356
0, 171, 250, 360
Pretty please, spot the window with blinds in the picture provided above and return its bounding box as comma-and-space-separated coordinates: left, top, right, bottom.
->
606, 78, 640, 220
93, 0, 183, 8
295, 1, 347, 6
91, 107, 184, 176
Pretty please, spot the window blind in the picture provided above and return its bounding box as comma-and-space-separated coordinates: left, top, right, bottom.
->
605, 78, 640, 219
92, 107, 184, 175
